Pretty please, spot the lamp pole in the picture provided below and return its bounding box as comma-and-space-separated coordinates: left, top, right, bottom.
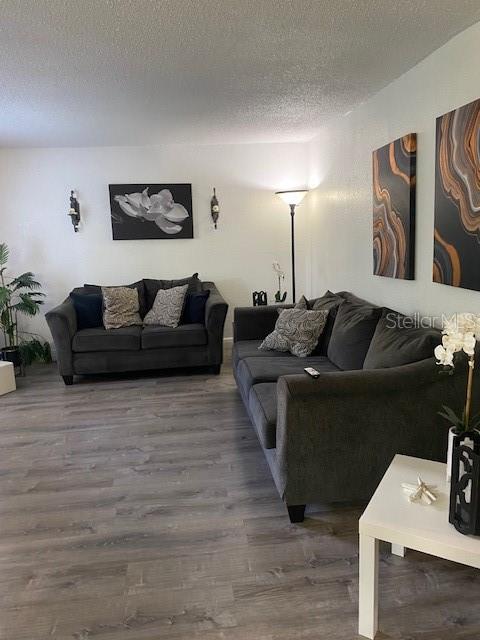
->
274, 190, 308, 307
290, 204, 296, 304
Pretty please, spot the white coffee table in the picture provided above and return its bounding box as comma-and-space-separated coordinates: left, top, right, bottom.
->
358, 454, 480, 639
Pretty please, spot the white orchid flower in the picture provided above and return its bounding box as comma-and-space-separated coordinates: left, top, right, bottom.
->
435, 345, 454, 367
442, 332, 464, 353
462, 332, 476, 356
272, 261, 285, 277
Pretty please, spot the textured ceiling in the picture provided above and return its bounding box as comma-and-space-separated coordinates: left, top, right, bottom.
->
1, 0, 480, 147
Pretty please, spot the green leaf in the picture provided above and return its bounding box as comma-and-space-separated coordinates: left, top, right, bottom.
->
12, 293, 41, 316
10, 272, 42, 291
438, 405, 465, 429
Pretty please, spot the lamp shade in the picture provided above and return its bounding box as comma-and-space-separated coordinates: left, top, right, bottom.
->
275, 190, 308, 206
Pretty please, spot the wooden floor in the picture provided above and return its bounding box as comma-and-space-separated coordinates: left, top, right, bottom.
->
1, 364, 480, 639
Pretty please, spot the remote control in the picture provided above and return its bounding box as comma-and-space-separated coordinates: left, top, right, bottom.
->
304, 367, 320, 379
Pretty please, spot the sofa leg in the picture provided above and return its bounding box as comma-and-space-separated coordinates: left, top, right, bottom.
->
211, 364, 221, 375
287, 504, 306, 523
62, 375, 74, 386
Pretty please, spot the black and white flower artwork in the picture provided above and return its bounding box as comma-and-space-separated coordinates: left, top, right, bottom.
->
109, 184, 193, 240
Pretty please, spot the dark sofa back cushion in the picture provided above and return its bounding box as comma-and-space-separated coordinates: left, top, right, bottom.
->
363, 309, 441, 369
309, 290, 344, 355
143, 273, 201, 312
327, 299, 382, 370
83, 280, 147, 318
70, 292, 103, 329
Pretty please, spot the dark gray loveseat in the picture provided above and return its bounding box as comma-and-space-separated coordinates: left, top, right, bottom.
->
233, 291, 475, 523
46, 278, 227, 384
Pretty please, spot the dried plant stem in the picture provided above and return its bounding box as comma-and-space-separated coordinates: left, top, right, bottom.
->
465, 355, 475, 429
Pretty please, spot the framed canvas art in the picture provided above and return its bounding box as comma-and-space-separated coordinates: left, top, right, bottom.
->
433, 98, 480, 291
372, 133, 416, 279
109, 184, 193, 240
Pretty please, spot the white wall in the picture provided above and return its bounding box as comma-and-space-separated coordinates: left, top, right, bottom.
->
0, 141, 308, 340
304, 21, 480, 321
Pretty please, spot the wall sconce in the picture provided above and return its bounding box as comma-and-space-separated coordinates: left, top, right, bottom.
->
68, 190, 81, 232
210, 187, 220, 229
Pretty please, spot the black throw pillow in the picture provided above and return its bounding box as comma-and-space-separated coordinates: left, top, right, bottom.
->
70, 292, 103, 329
182, 290, 210, 324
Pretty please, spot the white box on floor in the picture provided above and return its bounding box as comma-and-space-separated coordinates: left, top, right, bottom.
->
0, 361, 16, 395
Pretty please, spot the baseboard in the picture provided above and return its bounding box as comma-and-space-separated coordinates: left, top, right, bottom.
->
223, 337, 233, 363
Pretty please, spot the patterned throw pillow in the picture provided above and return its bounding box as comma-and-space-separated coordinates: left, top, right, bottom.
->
259, 308, 329, 357
143, 284, 188, 328
102, 286, 142, 330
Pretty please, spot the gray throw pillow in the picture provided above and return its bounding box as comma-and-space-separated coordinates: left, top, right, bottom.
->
102, 286, 142, 330
259, 308, 329, 358
143, 284, 188, 328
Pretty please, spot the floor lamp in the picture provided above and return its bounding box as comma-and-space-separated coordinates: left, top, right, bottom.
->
275, 190, 308, 304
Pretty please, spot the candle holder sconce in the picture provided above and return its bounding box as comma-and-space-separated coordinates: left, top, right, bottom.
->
211, 188, 220, 229
69, 190, 81, 232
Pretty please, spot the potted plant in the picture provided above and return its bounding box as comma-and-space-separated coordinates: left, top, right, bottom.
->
0, 243, 46, 372
435, 313, 480, 472
272, 261, 287, 303
435, 313, 480, 535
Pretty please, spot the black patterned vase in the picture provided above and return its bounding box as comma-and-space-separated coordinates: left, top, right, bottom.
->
449, 430, 480, 536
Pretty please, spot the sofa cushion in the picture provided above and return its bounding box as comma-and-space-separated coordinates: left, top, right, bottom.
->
249, 383, 277, 449
143, 273, 201, 311
363, 309, 441, 369
327, 299, 382, 370
83, 280, 147, 318
236, 354, 340, 399
72, 326, 142, 352
141, 324, 207, 349
233, 340, 289, 366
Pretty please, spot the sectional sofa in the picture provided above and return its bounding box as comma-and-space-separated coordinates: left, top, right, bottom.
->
233, 291, 475, 523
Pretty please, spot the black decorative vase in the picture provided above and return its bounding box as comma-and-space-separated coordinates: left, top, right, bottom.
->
449, 430, 480, 536
252, 291, 268, 306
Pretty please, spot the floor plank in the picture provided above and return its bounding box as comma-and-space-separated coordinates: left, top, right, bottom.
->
0, 364, 479, 639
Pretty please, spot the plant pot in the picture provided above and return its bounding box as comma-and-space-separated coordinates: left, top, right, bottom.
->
0, 346, 22, 375
449, 430, 480, 536
447, 427, 476, 481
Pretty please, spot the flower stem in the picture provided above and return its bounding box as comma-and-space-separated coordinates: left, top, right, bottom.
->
465, 356, 475, 429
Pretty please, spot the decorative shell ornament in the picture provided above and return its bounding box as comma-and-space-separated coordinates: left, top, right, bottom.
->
402, 477, 438, 505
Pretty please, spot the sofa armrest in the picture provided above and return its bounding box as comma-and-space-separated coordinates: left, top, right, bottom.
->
202, 282, 228, 365
45, 299, 77, 376
233, 304, 293, 342
274, 359, 470, 505
280, 357, 439, 398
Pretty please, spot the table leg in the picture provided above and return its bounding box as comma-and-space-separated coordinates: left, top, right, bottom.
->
358, 533, 379, 639
391, 543, 405, 557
